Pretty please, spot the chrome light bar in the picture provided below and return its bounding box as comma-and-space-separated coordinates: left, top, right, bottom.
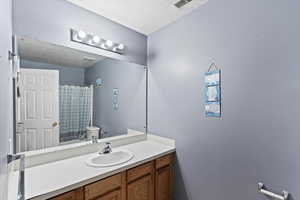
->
70, 29, 125, 54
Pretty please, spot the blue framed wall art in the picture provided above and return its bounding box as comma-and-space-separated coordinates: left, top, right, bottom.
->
205, 63, 221, 117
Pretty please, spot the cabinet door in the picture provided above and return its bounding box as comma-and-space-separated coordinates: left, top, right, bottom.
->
95, 189, 121, 200
84, 173, 122, 200
155, 166, 172, 200
127, 175, 154, 200
50, 188, 83, 200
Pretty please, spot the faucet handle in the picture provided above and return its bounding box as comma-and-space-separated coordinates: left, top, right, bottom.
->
105, 142, 112, 149
102, 142, 112, 154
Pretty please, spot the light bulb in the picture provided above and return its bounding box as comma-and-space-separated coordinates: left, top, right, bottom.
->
100, 43, 106, 49
118, 44, 124, 50
93, 35, 100, 43
106, 40, 113, 47
78, 30, 86, 39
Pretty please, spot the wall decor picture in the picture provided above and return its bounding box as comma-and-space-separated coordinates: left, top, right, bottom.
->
205, 63, 221, 117
205, 85, 220, 102
205, 70, 220, 86
205, 102, 221, 117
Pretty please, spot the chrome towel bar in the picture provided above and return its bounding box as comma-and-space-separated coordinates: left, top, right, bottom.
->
258, 183, 289, 200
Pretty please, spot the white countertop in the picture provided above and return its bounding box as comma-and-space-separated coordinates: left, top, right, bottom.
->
8, 136, 175, 200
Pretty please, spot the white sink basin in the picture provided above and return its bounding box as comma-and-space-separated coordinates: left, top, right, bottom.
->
86, 150, 134, 167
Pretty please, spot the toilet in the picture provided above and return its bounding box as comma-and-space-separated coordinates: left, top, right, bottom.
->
86, 126, 100, 140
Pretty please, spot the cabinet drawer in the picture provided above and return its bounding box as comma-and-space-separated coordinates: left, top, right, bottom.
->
95, 189, 121, 200
127, 162, 153, 183
49, 188, 83, 200
50, 191, 76, 200
85, 174, 122, 200
50, 188, 83, 200
156, 154, 172, 169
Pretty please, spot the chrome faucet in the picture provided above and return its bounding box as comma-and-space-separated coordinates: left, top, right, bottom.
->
102, 142, 112, 154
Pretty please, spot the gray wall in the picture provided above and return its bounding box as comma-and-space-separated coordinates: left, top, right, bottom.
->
20, 60, 85, 86
148, 0, 300, 200
0, 0, 12, 199
85, 59, 146, 137
13, 0, 147, 66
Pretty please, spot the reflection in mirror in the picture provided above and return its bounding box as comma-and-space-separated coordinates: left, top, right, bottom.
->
15, 37, 146, 153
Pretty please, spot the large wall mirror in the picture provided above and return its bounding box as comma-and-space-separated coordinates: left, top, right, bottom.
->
14, 36, 147, 153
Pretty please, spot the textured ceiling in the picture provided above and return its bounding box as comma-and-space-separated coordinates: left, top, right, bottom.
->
65, 0, 208, 35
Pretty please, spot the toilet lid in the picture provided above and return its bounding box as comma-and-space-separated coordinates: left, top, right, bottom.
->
86, 126, 100, 131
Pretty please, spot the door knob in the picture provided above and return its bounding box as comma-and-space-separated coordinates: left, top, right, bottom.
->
52, 121, 58, 127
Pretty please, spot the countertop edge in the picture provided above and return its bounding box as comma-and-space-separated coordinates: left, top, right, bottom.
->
31, 148, 176, 200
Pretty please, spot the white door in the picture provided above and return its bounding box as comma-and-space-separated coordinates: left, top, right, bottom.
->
17, 68, 59, 152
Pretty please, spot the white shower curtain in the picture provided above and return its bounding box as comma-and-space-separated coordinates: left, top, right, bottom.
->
59, 85, 92, 142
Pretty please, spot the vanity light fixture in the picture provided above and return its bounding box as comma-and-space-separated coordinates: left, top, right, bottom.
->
118, 44, 125, 50
106, 40, 113, 47
92, 35, 101, 44
77, 30, 87, 39
70, 29, 126, 54
100, 43, 107, 49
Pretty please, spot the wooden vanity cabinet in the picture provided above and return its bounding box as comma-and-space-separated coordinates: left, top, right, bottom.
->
47, 153, 174, 200
155, 154, 173, 200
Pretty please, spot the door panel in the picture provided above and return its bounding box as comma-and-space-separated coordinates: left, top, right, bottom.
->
127, 175, 154, 200
84, 174, 122, 200
155, 166, 171, 200
0, 0, 12, 199
25, 89, 37, 119
18, 68, 59, 151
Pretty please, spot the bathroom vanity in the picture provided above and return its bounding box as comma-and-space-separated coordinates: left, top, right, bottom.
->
50, 153, 173, 200
8, 135, 175, 200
